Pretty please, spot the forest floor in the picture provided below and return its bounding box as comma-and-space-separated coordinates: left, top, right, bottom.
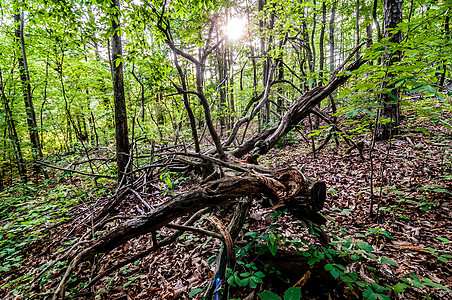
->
0, 109, 451, 299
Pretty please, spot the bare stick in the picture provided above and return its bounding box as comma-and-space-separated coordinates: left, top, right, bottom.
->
34, 160, 114, 179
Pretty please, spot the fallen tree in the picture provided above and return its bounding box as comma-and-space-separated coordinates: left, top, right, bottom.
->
50, 166, 326, 299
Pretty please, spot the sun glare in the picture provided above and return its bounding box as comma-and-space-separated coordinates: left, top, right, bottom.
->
226, 17, 247, 41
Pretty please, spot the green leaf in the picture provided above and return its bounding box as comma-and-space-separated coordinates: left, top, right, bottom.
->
341, 276, 355, 283
436, 237, 451, 244
252, 276, 264, 284
188, 288, 204, 297
346, 108, 360, 118
227, 274, 235, 286
422, 278, 451, 291
438, 256, 449, 263
357, 242, 374, 253
283, 287, 302, 300
363, 284, 390, 300
258, 290, 282, 300
255, 271, 265, 278
363, 109, 376, 116
123, 275, 141, 288
268, 243, 278, 256
440, 119, 452, 129
249, 279, 258, 288
392, 283, 408, 294
415, 127, 430, 136
380, 256, 398, 266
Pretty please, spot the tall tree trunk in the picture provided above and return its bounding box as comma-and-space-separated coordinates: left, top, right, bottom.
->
356, 0, 360, 59
329, 1, 337, 72
310, 0, 317, 80
173, 55, 200, 152
375, 0, 403, 141
302, 18, 314, 75
439, 15, 449, 86
277, 48, 284, 115
372, 0, 382, 40
14, 11, 44, 179
110, 0, 131, 183
0, 68, 27, 184
229, 47, 235, 127
215, 41, 227, 135
319, 1, 326, 84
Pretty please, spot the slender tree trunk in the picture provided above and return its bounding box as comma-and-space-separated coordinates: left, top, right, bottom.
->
0, 68, 27, 184
373, 0, 382, 40
110, 0, 131, 183
302, 19, 314, 74
372, 0, 382, 65
215, 42, 227, 135
173, 55, 200, 152
329, 1, 337, 72
229, 46, 235, 127
277, 49, 284, 115
375, 0, 403, 141
195, 63, 226, 159
319, 1, 326, 84
14, 11, 44, 179
311, 0, 317, 79
439, 15, 449, 86
356, 0, 360, 59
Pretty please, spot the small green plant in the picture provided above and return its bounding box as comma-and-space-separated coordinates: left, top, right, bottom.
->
226, 262, 265, 288
395, 272, 451, 297
276, 130, 299, 148
159, 171, 184, 195
365, 227, 393, 240
258, 287, 302, 300
363, 283, 391, 300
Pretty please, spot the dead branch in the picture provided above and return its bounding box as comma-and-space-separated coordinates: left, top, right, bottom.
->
232, 54, 366, 159
34, 160, 115, 179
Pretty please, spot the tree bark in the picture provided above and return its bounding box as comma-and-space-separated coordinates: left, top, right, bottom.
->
110, 0, 131, 183
14, 11, 44, 178
375, 0, 403, 141
52, 167, 326, 299
0, 68, 27, 184
329, 1, 337, 72
356, 0, 360, 59
319, 1, 326, 84
173, 55, 200, 152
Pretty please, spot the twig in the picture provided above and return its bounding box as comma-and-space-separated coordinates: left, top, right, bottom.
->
130, 188, 153, 211
34, 161, 115, 179
171, 152, 248, 173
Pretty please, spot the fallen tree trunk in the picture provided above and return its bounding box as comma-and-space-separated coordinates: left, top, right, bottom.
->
52, 168, 325, 299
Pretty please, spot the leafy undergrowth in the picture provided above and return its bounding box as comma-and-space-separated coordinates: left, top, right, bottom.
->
0, 105, 451, 299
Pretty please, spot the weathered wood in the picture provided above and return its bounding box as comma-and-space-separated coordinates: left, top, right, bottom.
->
51, 168, 325, 299
232, 56, 365, 159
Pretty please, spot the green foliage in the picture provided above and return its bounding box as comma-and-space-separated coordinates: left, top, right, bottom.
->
226, 262, 265, 289
363, 283, 391, 300
258, 287, 302, 300
276, 129, 299, 148
0, 179, 107, 296
0, 180, 85, 273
